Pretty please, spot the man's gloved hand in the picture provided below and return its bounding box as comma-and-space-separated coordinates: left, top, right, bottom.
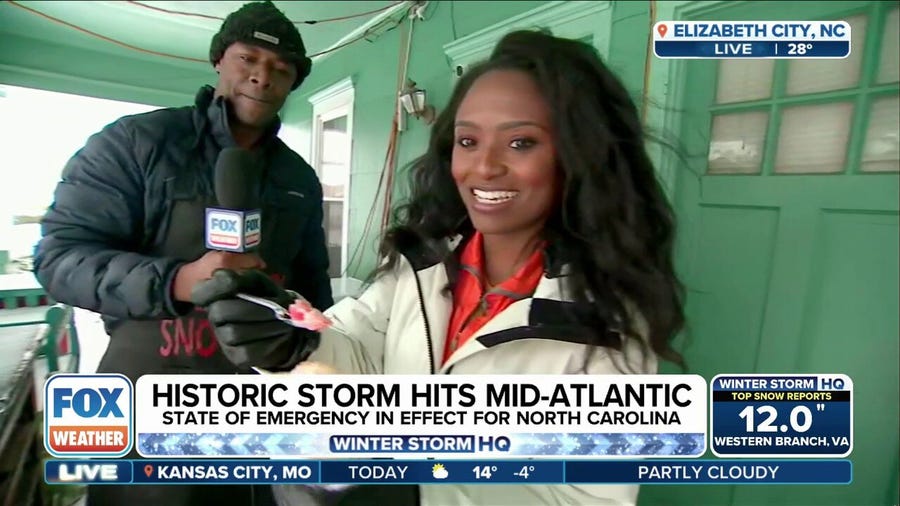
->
191, 269, 320, 371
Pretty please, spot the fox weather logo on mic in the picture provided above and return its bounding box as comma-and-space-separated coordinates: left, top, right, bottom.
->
44, 374, 133, 457
206, 208, 262, 252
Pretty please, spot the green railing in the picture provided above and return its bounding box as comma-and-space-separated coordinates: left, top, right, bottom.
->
0, 274, 79, 374
0, 270, 83, 505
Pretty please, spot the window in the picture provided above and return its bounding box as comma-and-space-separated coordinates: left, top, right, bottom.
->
309, 78, 354, 278
707, 6, 899, 175
0, 85, 158, 273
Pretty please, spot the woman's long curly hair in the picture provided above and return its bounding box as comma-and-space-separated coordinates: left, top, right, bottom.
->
378, 30, 685, 370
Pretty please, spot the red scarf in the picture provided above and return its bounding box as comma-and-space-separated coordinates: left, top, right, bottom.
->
443, 232, 545, 365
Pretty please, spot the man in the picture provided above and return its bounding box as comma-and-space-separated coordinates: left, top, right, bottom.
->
33, 2, 332, 505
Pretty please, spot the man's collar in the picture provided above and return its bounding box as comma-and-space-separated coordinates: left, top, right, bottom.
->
194, 85, 282, 149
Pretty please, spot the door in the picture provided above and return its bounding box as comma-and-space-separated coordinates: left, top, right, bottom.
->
309, 78, 354, 280
642, 2, 899, 506
315, 111, 351, 278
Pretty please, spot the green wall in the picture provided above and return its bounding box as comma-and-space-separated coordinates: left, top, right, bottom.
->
280, 0, 663, 279
607, 2, 652, 102
281, 1, 548, 279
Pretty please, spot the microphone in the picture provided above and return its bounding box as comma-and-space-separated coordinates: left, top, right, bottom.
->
205, 147, 262, 253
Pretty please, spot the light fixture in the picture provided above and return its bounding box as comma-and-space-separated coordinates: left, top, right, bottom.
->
398, 79, 435, 125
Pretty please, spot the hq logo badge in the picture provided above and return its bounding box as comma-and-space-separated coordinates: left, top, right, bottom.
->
44, 374, 134, 457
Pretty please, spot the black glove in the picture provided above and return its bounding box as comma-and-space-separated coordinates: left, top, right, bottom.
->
191, 269, 320, 370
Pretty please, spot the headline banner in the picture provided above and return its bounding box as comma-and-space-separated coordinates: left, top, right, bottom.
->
134, 374, 708, 458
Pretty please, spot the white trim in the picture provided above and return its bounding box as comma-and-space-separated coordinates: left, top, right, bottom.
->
311, 1, 414, 64
0, 64, 191, 105
443, 1, 612, 76
307, 76, 355, 108
310, 77, 355, 277
644, 0, 741, 197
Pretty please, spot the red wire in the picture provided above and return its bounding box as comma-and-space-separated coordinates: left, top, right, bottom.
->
381, 17, 411, 231
124, 0, 221, 21
297, 1, 406, 24
381, 125, 398, 230
309, 31, 370, 58
6, 0, 408, 62
6, 0, 206, 63
124, 1, 406, 25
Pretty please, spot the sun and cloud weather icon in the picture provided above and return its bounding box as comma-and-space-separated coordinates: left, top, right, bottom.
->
431, 463, 449, 480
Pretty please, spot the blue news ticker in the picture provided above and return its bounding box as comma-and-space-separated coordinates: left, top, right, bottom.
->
711, 375, 852, 457
45, 459, 852, 485
654, 40, 850, 58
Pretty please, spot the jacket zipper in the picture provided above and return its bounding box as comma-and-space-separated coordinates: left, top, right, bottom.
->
412, 269, 436, 374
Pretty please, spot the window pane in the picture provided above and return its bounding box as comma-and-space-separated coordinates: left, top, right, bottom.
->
324, 115, 347, 133
716, 59, 774, 104
321, 163, 346, 199
877, 8, 899, 84
319, 114, 350, 199
786, 15, 866, 95
775, 102, 853, 173
322, 130, 349, 165
323, 201, 343, 278
0, 85, 158, 269
861, 95, 900, 172
708, 112, 768, 174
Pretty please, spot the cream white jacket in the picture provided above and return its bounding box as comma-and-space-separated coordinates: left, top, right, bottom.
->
308, 237, 656, 506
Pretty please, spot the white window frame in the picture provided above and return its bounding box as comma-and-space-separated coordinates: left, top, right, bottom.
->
308, 77, 354, 278
644, 0, 734, 196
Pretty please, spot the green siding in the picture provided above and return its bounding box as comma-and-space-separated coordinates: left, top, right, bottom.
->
640, 2, 899, 506
0, 2, 897, 504
281, 1, 549, 278
607, 1, 652, 101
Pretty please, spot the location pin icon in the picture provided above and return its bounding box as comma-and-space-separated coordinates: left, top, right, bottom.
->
144, 465, 154, 477
657, 23, 668, 37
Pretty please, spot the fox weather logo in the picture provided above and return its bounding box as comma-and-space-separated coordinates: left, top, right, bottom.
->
205, 208, 261, 251
44, 374, 133, 457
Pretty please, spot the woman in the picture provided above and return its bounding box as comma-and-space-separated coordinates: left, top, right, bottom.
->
197, 30, 685, 506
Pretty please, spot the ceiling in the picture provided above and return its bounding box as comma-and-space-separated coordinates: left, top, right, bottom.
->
0, 1, 403, 70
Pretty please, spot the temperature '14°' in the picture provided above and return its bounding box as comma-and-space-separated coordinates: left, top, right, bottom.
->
472, 466, 498, 480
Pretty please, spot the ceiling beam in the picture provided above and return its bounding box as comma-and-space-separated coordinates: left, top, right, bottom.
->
311, 1, 413, 64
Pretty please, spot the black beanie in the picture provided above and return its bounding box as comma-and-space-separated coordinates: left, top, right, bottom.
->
209, 1, 312, 90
